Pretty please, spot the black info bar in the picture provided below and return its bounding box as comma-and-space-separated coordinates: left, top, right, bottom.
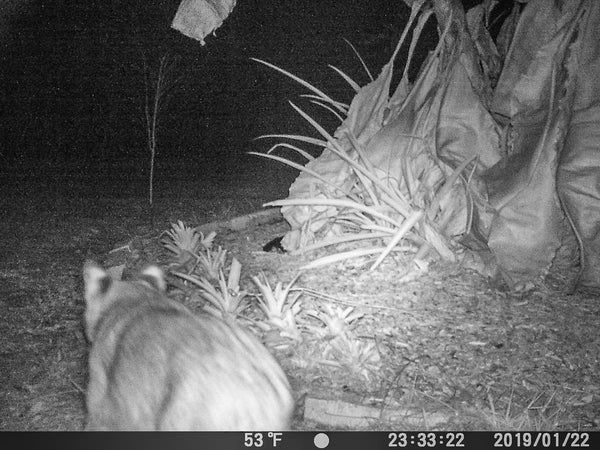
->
0, 431, 595, 450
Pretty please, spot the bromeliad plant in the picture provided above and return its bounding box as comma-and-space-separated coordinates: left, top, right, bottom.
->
196, 244, 228, 281
304, 304, 364, 340
172, 257, 248, 322
161, 221, 383, 375
162, 222, 245, 320
161, 220, 216, 256
161, 221, 224, 278
325, 336, 381, 382
303, 304, 379, 381
251, 273, 303, 343
250, 2, 476, 271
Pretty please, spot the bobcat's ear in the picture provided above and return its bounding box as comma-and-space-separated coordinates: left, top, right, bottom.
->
139, 265, 166, 292
83, 260, 112, 302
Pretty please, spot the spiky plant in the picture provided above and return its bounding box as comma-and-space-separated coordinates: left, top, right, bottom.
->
305, 305, 364, 339
161, 221, 217, 272
173, 257, 248, 322
162, 221, 202, 255
250, 2, 478, 271
196, 245, 228, 280
325, 337, 381, 382
251, 273, 303, 342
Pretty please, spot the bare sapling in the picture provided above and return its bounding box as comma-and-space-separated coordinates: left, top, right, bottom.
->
143, 53, 181, 225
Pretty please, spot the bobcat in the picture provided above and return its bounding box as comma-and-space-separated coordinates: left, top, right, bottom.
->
82, 261, 294, 431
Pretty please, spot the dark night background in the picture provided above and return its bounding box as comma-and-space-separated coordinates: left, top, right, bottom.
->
0, 0, 429, 187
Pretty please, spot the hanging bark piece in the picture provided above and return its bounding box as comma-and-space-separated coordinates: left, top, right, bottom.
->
171, 0, 237, 45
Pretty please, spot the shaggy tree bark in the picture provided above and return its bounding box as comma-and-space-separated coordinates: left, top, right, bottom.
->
404, 0, 493, 104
